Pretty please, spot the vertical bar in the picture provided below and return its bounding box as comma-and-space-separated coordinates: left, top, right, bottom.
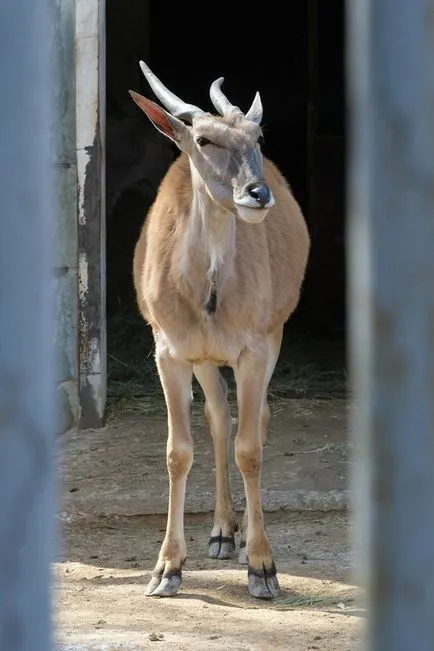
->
76, 0, 107, 428
53, 0, 80, 433
0, 1, 54, 650
348, 1, 434, 649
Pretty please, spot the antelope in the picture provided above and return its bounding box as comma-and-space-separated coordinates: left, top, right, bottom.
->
129, 61, 310, 600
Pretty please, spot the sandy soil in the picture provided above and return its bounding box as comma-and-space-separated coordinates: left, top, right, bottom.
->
55, 511, 363, 650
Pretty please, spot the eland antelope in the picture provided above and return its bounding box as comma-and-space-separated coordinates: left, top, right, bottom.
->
129, 61, 310, 599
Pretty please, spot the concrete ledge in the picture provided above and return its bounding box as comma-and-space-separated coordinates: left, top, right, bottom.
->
61, 488, 351, 521
59, 400, 351, 520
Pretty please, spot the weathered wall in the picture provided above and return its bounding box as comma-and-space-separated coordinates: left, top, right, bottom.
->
52, 0, 79, 433
52, 0, 108, 432
76, 0, 107, 429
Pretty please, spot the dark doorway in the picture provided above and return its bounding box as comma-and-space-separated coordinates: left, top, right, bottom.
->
105, 0, 346, 412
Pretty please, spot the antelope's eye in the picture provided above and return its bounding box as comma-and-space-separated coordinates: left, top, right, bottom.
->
196, 136, 212, 147
258, 135, 265, 147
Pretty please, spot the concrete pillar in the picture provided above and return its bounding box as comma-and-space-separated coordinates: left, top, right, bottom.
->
53, 0, 80, 433
76, 0, 107, 428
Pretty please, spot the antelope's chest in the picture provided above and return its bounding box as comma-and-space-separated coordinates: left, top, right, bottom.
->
147, 242, 271, 364
153, 306, 263, 366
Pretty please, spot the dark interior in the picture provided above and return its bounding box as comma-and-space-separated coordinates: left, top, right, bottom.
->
105, 1, 347, 407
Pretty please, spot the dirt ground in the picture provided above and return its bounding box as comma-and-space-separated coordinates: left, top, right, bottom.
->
55, 511, 362, 651
55, 398, 363, 650
59, 399, 351, 518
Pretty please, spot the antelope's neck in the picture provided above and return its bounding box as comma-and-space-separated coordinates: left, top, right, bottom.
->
180, 180, 236, 290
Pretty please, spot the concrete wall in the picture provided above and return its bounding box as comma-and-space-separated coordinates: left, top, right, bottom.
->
76, 0, 107, 429
52, 0, 79, 433
51, 0, 107, 433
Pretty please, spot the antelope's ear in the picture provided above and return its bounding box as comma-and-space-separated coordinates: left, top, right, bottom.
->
129, 90, 187, 145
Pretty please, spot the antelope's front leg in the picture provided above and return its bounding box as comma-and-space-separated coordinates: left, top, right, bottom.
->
145, 352, 193, 598
234, 347, 281, 600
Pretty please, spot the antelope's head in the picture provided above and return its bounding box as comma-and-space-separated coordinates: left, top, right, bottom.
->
129, 61, 274, 224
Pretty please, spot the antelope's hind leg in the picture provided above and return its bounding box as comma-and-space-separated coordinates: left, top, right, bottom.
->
145, 353, 193, 597
194, 362, 238, 560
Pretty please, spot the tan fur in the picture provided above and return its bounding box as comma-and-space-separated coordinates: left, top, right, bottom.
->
134, 153, 310, 361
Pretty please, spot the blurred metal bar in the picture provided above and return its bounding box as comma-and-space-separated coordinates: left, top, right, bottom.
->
0, 1, 55, 650
347, 1, 434, 649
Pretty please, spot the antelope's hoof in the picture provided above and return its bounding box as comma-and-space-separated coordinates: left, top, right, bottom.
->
208, 532, 236, 560
145, 568, 182, 597
238, 540, 248, 565
248, 562, 281, 600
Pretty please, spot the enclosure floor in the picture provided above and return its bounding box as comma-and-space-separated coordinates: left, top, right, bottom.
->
59, 398, 351, 518
56, 397, 359, 650
54, 511, 362, 651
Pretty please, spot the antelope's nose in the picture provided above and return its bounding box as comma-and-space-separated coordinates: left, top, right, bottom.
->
247, 182, 272, 208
